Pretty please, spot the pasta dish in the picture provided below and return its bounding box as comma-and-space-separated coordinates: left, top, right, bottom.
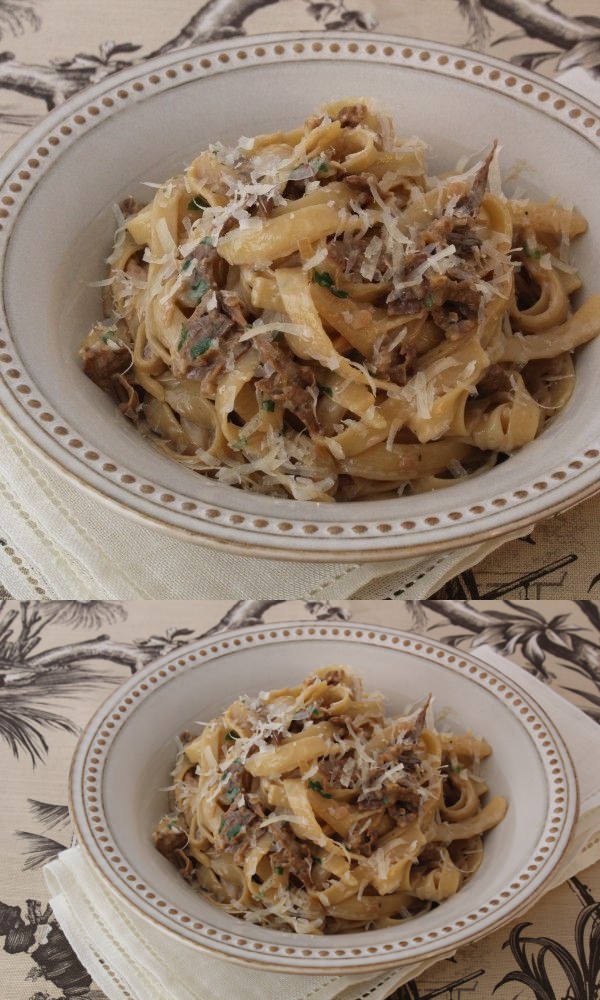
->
153, 667, 507, 933
80, 99, 600, 501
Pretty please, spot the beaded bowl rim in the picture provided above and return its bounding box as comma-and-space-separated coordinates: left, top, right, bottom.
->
69, 622, 578, 975
0, 31, 599, 560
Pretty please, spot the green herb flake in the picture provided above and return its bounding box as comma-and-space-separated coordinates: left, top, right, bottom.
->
188, 195, 209, 212
449, 763, 463, 774
225, 729, 240, 741
226, 824, 242, 840
231, 437, 247, 451
318, 384, 333, 398
313, 270, 335, 289
424, 294, 434, 309
312, 856, 322, 865
100, 329, 117, 344
190, 337, 214, 359
225, 785, 240, 803
178, 325, 190, 352
233, 757, 242, 764
274, 866, 284, 875
523, 241, 542, 259
181, 258, 193, 272
191, 278, 210, 300
316, 160, 329, 175
254, 891, 265, 900
310, 707, 320, 717
308, 779, 332, 799
313, 269, 348, 298
262, 399, 276, 412
201, 235, 214, 246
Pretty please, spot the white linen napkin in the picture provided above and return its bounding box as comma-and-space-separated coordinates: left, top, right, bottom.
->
44, 644, 600, 1000
0, 409, 527, 599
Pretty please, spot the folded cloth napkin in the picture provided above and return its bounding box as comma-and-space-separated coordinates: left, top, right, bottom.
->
0, 409, 527, 599
45, 644, 600, 1000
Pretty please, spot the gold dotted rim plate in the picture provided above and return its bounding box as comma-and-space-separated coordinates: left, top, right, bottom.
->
0, 33, 599, 560
69, 623, 578, 975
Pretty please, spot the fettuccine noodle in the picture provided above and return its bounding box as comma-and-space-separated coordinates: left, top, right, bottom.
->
153, 667, 507, 934
80, 99, 599, 501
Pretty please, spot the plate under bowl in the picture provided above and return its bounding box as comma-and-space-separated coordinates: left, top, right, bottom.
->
69, 622, 577, 975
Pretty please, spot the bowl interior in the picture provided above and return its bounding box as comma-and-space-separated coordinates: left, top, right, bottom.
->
101, 635, 547, 947
5, 48, 600, 523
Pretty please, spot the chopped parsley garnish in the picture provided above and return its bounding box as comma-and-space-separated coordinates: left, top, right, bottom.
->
262, 399, 276, 412
424, 294, 434, 309
233, 757, 242, 764
100, 329, 117, 343
178, 325, 189, 352
310, 706, 320, 717
313, 269, 335, 289
201, 235, 214, 246
190, 278, 210, 300
308, 779, 332, 799
225, 784, 240, 803
226, 824, 242, 840
274, 865, 284, 875
190, 337, 214, 359
312, 856, 322, 865
254, 891, 265, 900
181, 258, 193, 271
315, 160, 330, 175
231, 437, 247, 451
225, 729, 240, 741
188, 195, 209, 212
313, 269, 348, 298
523, 241, 542, 259
448, 763, 463, 774
318, 384, 333, 398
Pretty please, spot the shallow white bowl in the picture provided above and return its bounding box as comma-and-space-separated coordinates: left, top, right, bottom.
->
69, 623, 577, 975
1, 32, 599, 561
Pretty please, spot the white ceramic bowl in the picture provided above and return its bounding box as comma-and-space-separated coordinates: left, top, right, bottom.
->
69, 623, 577, 975
1, 32, 599, 561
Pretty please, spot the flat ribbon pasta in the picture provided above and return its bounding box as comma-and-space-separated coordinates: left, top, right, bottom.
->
79, 99, 597, 501
153, 666, 507, 934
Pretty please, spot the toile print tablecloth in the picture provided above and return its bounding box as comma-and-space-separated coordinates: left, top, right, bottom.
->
0, 1, 598, 599
0, 598, 599, 1000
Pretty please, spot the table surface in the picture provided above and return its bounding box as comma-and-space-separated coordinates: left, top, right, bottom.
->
0, 598, 598, 1000
0, 0, 599, 599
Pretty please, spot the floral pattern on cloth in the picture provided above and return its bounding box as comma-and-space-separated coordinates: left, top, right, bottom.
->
0, 598, 598, 1000
0, 0, 597, 133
